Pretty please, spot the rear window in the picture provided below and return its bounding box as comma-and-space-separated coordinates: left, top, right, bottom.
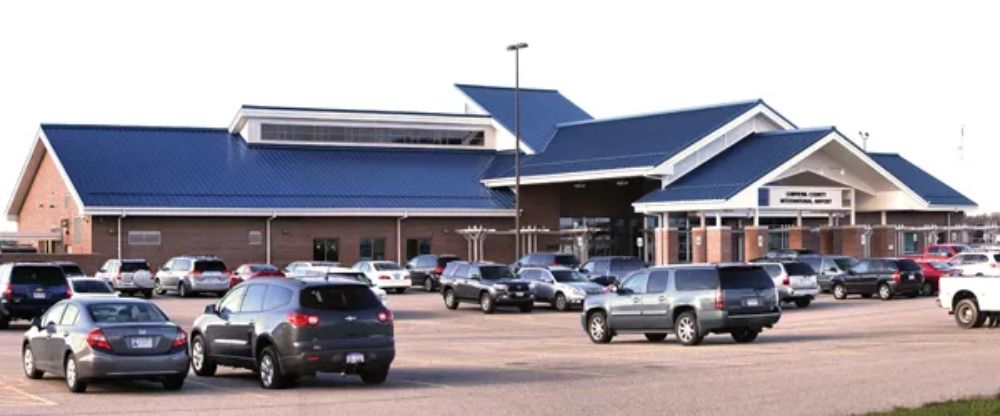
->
479, 266, 514, 280
373, 263, 403, 271
121, 262, 150, 272
783, 262, 816, 276
436, 256, 460, 267
300, 285, 381, 311
60, 265, 85, 277
328, 272, 372, 285
88, 302, 167, 323
994, 255, 1000, 263
11, 266, 66, 286
249, 264, 279, 272
610, 258, 644, 272
719, 267, 775, 290
894, 259, 922, 272
194, 260, 227, 272
554, 255, 580, 266
833, 257, 858, 271
675, 269, 719, 291
71, 280, 113, 293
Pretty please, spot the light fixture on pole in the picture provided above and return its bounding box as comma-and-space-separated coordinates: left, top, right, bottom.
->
507, 42, 528, 259
858, 131, 870, 151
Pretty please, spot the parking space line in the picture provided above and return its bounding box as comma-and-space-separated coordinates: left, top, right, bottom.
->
0, 381, 56, 406
184, 379, 269, 399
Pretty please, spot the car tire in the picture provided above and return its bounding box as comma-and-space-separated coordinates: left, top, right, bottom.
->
143, 290, 154, 299
162, 375, 185, 391
586, 311, 613, 344
190, 335, 217, 376
674, 311, 704, 346
920, 282, 935, 296
257, 346, 289, 389
360, 365, 390, 384
553, 293, 569, 312
0, 315, 10, 329
443, 289, 459, 310
955, 298, 986, 329
878, 283, 893, 301
644, 333, 667, 342
424, 278, 435, 292
22, 344, 43, 379
479, 292, 496, 314
178, 282, 190, 298
794, 298, 812, 308
518, 303, 533, 313
153, 279, 165, 295
731, 328, 760, 343
832, 284, 847, 300
65, 354, 87, 393
395, 288, 407, 294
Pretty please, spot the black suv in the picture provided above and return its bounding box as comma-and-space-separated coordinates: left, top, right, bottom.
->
189, 277, 395, 389
0, 263, 70, 328
578, 256, 645, 286
830, 258, 924, 300
440, 262, 534, 313
407, 254, 461, 292
513, 252, 581, 272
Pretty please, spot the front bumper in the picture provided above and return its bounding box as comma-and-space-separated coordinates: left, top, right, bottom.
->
493, 291, 534, 305
78, 349, 189, 379
280, 345, 395, 375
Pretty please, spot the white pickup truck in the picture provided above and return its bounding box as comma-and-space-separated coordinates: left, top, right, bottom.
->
938, 276, 1000, 328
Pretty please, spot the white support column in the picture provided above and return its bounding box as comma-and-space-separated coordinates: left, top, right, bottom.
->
753, 208, 760, 227
850, 189, 857, 225
714, 212, 722, 227
699, 211, 706, 227
796, 210, 803, 227
881, 211, 887, 226
827, 212, 834, 227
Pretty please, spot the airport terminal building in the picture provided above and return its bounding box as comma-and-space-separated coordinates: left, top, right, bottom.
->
3, 84, 977, 271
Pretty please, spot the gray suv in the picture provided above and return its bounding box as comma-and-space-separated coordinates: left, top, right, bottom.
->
517, 267, 604, 311
582, 264, 781, 346
440, 262, 533, 313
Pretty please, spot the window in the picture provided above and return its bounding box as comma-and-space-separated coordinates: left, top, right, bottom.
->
60, 304, 81, 326
675, 269, 719, 291
647, 270, 670, 293
219, 286, 247, 314
313, 239, 340, 262
360, 238, 386, 261
406, 238, 431, 261
87, 303, 167, 323
783, 262, 815, 276
194, 260, 227, 272
11, 266, 65, 286
761, 264, 783, 278
121, 261, 150, 272
260, 123, 486, 147
580, 261, 596, 274
249, 231, 263, 246
128, 231, 161, 246
609, 258, 642, 273
852, 261, 872, 274
518, 269, 542, 281
241, 285, 268, 313
173, 259, 192, 271
479, 266, 514, 280
42, 304, 66, 326
262, 286, 293, 310
621, 272, 649, 294
300, 286, 381, 311
719, 267, 774, 290
454, 265, 470, 279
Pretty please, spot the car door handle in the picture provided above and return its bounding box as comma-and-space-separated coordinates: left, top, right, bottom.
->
62, 331, 70, 337
632, 297, 641, 303
658, 296, 667, 302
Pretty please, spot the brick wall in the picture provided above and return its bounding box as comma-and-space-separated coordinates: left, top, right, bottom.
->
15, 151, 91, 253
0, 253, 107, 275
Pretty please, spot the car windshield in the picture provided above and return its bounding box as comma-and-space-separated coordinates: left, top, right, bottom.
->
88, 303, 167, 323
72, 280, 113, 293
60, 265, 85, 277
833, 257, 859, 271
610, 259, 644, 272
249, 265, 279, 272
194, 260, 227, 272
954, 245, 973, 253
11, 266, 65, 286
121, 262, 150, 272
300, 285, 381, 311
720, 267, 775, 290
551, 270, 588, 282
437, 257, 460, 267
373, 263, 403, 271
480, 266, 514, 280
783, 262, 815, 275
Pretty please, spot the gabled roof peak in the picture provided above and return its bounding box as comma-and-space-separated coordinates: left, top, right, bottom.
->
453, 83, 562, 94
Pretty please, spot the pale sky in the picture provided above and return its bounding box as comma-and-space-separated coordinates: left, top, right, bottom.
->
1, 1, 998, 231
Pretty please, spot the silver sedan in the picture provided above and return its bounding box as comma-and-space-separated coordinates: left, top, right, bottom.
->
21, 297, 189, 393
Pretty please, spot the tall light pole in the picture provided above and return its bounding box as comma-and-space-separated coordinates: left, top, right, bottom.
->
507, 42, 528, 259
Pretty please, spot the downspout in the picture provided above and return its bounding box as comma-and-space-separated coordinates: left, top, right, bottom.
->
117, 210, 126, 260
396, 210, 408, 262
266, 213, 277, 264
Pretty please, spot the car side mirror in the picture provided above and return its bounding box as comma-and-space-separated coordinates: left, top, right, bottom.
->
828, 267, 838, 273
204, 304, 218, 315
618, 287, 632, 296
30, 317, 41, 328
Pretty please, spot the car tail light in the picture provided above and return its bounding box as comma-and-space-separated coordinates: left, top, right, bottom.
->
3, 285, 11, 301
115, 272, 123, 281
221, 269, 229, 276
286, 312, 320, 328
433, 266, 444, 275
377, 309, 393, 324
781, 274, 790, 286
191, 270, 203, 279
713, 289, 724, 310
66, 284, 73, 299
893, 273, 901, 283
991, 263, 998, 269
171, 328, 188, 348
86, 328, 112, 351
229, 276, 240, 287
378, 275, 392, 280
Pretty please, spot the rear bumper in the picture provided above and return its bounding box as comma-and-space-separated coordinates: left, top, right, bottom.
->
188, 279, 230, 293
890, 281, 922, 294
280, 345, 395, 375
376, 280, 412, 289
779, 287, 819, 300
78, 349, 189, 380
0, 300, 52, 320
703, 310, 781, 332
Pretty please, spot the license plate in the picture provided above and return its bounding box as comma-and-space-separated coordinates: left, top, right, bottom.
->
513, 292, 525, 297
32, 292, 46, 299
346, 352, 365, 365
130, 337, 154, 349
745, 298, 760, 307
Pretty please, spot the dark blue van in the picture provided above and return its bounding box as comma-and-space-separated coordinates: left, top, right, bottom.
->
0, 263, 70, 328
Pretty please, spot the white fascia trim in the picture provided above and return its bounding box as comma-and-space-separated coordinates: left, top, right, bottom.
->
827, 132, 935, 209
83, 206, 516, 218
6, 130, 86, 221
650, 104, 795, 177
229, 107, 494, 135
633, 199, 728, 214
481, 166, 655, 188
771, 168, 879, 196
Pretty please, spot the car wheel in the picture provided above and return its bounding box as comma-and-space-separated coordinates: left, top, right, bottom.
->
424, 278, 435, 292
395, 288, 407, 294
190, 335, 217, 376
674, 311, 704, 346
0, 315, 10, 329
22, 344, 43, 379
878, 283, 893, 301
153, 279, 165, 295
518, 303, 533, 313
644, 333, 667, 342
794, 298, 812, 308
553, 293, 569, 312
178, 282, 190, 298
360, 365, 390, 384
731, 328, 760, 343
955, 298, 986, 329
443, 289, 459, 310
586, 311, 613, 344
479, 292, 496, 314
257, 346, 288, 389
920, 282, 935, 296
832, 284, 847, 300
162, 375, 185, 391
65, 354, 87, 393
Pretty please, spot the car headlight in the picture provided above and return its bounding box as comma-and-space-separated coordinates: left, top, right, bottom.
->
572, 287, 586, 296
492, 284, 508, 291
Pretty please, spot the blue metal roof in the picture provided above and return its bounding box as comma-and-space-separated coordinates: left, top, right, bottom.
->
485, 100, 765, 179
241, 104, 491, 119
868, 153, 976, 206
637, 128, 834, 203
41, 124, 514, 210
455, 84, 592, 153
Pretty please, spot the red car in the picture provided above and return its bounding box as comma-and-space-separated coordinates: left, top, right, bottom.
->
915, 260, 961, 295
229, 263, 286, 287
906, 244, 973, 262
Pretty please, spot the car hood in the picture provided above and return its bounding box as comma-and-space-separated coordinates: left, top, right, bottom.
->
560, 281, 605, 293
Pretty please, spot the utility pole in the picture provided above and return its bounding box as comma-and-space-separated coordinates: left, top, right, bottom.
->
506, 42, 528, 259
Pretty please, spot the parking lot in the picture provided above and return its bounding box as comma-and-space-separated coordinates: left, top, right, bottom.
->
1, 291, 999, 416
